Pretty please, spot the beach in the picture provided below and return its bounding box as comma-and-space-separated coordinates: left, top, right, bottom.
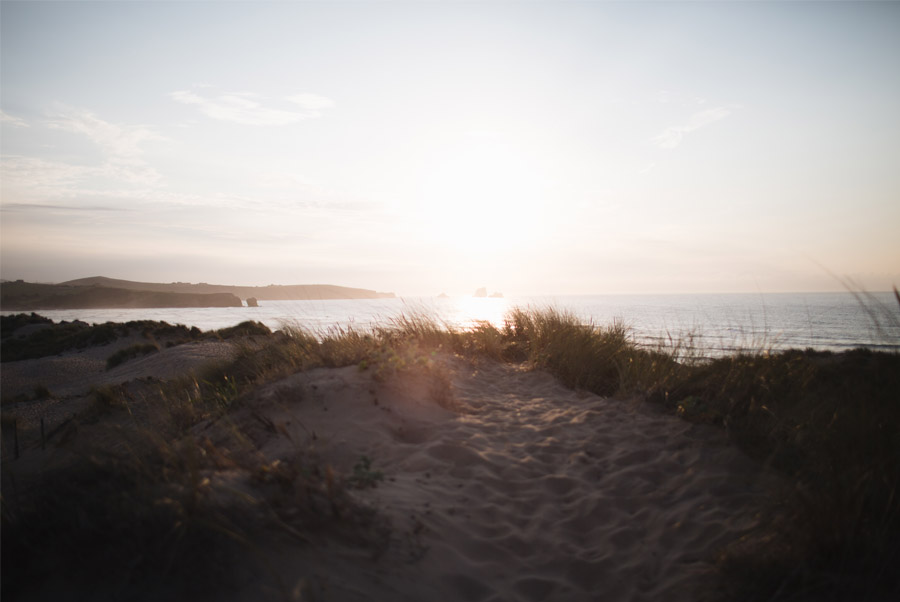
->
1, 318, 783, 601
228, 356, 777, 601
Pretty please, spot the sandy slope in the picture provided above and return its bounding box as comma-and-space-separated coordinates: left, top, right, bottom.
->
3, 346, 780, 601
1, 338, 236, 431
221, 356, 778, 602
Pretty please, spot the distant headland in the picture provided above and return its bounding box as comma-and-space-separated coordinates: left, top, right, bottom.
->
0, 277, 395, 310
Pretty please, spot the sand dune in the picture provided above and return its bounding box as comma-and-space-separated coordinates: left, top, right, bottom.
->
2, 339, 782, 601
215, 355, 779, 602
2, 338, 237, 428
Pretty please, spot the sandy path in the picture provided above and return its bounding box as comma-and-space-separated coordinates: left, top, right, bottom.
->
235, 357, 777, 602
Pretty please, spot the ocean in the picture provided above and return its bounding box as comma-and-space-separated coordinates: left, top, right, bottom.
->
3, 292, 899, 355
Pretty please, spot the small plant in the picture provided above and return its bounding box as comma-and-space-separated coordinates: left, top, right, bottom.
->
82, 384, 130, 421
205, 374, 240, 410
428, 362, 456, 410
215, 320, 272, 339
349, 456, 384, 489
32, 384, 52, 399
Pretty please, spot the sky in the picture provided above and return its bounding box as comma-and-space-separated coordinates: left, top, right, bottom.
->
1, 0, 898, 297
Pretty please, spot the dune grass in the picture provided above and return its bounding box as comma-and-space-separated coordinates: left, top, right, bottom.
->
106, 342, 160, 369
359, 305, 900, 600
0, 315, 271, 365
1, 345, 384, 600
2, 305, 898, 600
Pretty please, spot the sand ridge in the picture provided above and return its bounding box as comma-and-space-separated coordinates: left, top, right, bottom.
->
1, 338, 237, 428
229, 356, 778, 602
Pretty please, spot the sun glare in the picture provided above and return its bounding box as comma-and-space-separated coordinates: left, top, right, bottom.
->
413, 135, 549, 255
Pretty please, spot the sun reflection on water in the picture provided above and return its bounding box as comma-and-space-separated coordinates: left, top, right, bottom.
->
447, 296, 512, 330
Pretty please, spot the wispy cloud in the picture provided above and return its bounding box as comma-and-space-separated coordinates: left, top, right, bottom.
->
286, 93, 335, 115
1, 155, 97, 201
2, 108, 164, 205
0, 202, 126, 213
1, 110, 29, 128
653, 106, 731, 149
44, 108, 162, 184
171, 89, 334, 125
0, 154, 256, 212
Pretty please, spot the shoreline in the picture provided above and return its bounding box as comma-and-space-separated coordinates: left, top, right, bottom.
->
3, 290, 899, 356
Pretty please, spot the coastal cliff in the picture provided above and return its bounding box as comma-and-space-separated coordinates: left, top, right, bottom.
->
0, 282, 243, 310
1, 277, 396, 310
59, 277, 396, 301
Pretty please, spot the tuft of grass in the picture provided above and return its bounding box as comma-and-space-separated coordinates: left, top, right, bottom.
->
106, 342, 160, 370
349, 456, 384, 489
1, 319, 120, 362
82, 383, 131, 421
2, 340, 385, 599
0, 312, 53, 336
502, 306, 631, 396
427, 361, 457, 409
1, 315, 215, 363
379, 311, 454, 350
492, 306, 900, 601
32, 384, 52, 399
1, 430, 263, 600
215, 320, 272, 339
1, 383, 55, 406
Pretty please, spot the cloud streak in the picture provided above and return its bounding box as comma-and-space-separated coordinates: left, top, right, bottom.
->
44, 108, 163, 185
653, 107, 731, 149
171, 90, 334, 125
47, 108, 160, 160
0, 202, 127, 213
1, 110, 29, 128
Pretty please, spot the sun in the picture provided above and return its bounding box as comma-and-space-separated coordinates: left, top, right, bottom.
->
412, 134, 550, 255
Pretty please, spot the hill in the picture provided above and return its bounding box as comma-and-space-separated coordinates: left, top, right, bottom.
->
0, 281, 242, 310
59, 277, 396, 301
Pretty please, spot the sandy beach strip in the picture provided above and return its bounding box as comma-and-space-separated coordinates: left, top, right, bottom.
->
214, 355, 779, 602
2, 343, 781, 601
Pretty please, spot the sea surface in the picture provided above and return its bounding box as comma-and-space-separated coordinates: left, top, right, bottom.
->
3, 292, 899, 355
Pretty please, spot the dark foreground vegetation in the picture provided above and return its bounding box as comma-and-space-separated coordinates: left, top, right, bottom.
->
0, 312, 271, 363
2, 307, 898, 601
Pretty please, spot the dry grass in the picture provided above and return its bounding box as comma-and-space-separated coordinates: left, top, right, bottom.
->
3, 304, 898, 600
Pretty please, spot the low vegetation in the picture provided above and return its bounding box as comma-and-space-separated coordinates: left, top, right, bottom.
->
495, 308, 900, 601
1, 313, 121, 361
106, 343, 160, 369
2, 304, 897, 601
0, 314, 271, 363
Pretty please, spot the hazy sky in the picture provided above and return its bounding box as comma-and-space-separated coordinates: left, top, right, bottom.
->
1, 0, 898, 296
